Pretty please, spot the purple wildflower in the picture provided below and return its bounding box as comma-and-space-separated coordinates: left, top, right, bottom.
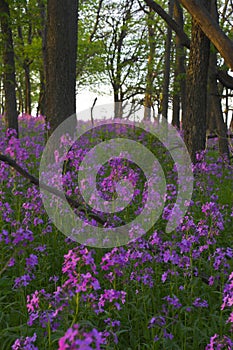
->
193, 298, 208, 308
12, 333, 38, 350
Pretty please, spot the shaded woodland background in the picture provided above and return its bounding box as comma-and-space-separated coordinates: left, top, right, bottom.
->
0, 0, 233, 162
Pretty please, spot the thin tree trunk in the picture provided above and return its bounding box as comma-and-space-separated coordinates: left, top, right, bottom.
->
208, 0, 229, 159
161, 0, 174, 120
17, 24, 33, 115
0, 77, 4, 115
144, 7, 156, 121
0, 0, 18, 136
172, 0, 186, 129
224, 89, 229, 128
16, 82, 24, 114
37, 0, 46, 116
206, 93, 217, 135
208, 53, 229, 158
230, 114, 233, 133
24, 62, 32, 115
18, 26, 33, 115
37, 68, 45, 116
26, 20, 32, 115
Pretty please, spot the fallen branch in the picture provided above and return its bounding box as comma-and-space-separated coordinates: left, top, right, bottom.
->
0, 154, 107, 225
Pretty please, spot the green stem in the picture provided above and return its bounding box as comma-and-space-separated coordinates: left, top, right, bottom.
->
71, 292, 80, 327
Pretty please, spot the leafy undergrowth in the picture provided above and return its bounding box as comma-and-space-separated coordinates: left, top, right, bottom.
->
0, 115, 232, 350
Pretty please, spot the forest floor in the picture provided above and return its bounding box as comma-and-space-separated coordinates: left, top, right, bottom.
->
0, 115, 232, 349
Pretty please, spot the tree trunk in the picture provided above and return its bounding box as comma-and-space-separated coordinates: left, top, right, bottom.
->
144, 7, 156, 121
161, 0, 174, 120
208, 53, 229, 158
24, 61, 32, 115
44, 0, 78, 133
224, 89, 229, 128
18, 17, 33, 116
114, 90, 123, 119
0, 0, 18, 136
112, 67, 123, 118
206, 93, 217, 135
207, 0, 229, 159
183, 0, 210, 163
16, 81, 24, 114
172, 0, 186, 129
37, 0, 46, 116
37, 68, 46, 116
0, 78, 4, 114
230, 114, 233, 133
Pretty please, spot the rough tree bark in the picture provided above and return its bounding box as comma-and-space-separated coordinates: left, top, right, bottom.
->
44, 0, 78, 133
0, 0, 18, 136
183, 0, 210, 163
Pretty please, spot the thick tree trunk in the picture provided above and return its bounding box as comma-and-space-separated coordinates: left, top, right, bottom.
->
44, 0, 78, 133
183, 0, 210, 163
0, 0, 18, 136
